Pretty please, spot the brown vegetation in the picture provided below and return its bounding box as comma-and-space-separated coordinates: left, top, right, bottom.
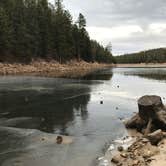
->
0, 60, 111, 78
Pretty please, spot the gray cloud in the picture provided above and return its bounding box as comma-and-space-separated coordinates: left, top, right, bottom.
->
63, 0, 166, 27
50, 0, 166, 55
112, 27, 166, 54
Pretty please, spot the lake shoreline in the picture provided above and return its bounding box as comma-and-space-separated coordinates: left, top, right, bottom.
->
1, 62, 166, 79
110, 95, 166, 166
0, 60, 112, 78
115, 63, 166, 68
110, 130, 166, 166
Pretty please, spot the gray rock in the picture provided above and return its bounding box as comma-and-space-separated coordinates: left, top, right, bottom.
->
117, 146, 124, 152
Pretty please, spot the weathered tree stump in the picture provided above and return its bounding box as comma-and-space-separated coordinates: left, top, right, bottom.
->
125, 114, 146, 132
138, 95, 163, 121
125, 95, 166, 135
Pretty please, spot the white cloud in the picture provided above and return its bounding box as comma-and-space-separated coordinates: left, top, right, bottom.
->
86, 25, 143, 44
49, 0, 166, 55
149, 23, 166, 34
87, 23, 166, 55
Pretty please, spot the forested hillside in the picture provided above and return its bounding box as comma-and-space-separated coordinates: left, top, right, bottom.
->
0, 0, 115, 63
116, 48, 166, 64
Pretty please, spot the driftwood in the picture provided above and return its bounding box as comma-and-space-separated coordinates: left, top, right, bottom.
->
125, 95, 166, 135
147, 129, 165, 145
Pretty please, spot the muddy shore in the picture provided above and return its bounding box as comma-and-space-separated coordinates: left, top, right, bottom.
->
0, 60, 111, 78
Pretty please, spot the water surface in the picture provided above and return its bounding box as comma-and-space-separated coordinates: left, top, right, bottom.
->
0, 67, 166, 166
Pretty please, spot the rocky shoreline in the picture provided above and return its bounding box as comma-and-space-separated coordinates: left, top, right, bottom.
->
111, 95, 166, 166
111, 130, 166, 166
0, 60, 111, 78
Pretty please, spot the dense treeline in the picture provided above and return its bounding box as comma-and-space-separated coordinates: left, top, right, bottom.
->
116, 48, 166, 64
0, 0, 114, 63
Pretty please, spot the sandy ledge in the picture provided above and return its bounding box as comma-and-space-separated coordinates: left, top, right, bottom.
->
0, 60, 112, 78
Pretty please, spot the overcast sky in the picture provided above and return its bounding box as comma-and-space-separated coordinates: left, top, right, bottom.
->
50, 0, 166, 55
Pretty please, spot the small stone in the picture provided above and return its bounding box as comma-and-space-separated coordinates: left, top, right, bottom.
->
119, 117, 123, 121
133, 160, 139, 165
111, 155, 120, 164
56, 136, 63, 144
120, 153, 128, 158
129, 153, 135, 159
143, 150, 152, 158
118, 146, 124, 152
142, 138, 149, 143
146, 158, 152, 163
41, 138, 45, 141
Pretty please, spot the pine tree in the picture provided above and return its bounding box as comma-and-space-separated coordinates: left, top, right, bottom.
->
0, 7, 11, 56
37, 0, 50, 58
77, 13, 86, 29
0, 0, 115, 63
53, 0, 74, 62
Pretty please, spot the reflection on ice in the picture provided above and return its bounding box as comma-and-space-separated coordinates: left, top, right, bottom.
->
0, 68, 166, 166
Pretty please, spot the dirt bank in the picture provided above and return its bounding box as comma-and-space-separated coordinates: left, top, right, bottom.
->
0, 60, 111, 78
116, 63, 166, 68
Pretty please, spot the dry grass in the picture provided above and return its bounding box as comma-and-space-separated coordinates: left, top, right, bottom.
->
0, 60, 112, 78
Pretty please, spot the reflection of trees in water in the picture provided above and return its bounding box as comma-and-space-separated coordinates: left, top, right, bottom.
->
137, 74, 166, 81
0, 87, 91, 134
0, 70, 114, 134
81, 68, 113, 81
39, 93, 91, 134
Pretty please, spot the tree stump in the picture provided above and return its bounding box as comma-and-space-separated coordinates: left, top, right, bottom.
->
138, 95, 163, 121
125, 95, 166, 135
